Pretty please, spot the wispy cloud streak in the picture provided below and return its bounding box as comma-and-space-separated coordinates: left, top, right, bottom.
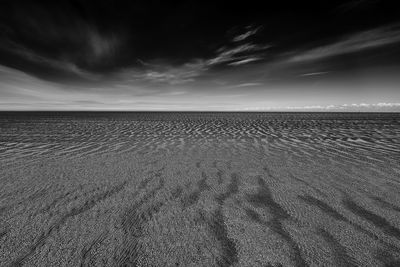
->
243, 103, 400, 111
125, 39, 270, 85
289, 24, 400, 62
232, 26, 261, 42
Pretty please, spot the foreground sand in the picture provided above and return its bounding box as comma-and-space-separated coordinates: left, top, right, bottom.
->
1, 112, 400, 266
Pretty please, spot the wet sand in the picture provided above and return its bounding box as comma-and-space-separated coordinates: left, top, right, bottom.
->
0, 112, 400, 266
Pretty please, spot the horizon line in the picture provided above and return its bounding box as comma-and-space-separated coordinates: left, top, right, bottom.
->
0, 110, 399, 113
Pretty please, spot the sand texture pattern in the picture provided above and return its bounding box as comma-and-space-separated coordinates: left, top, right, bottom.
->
0, 112, 400, 266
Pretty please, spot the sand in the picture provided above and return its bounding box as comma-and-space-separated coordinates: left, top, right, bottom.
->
0, 112, 400, 266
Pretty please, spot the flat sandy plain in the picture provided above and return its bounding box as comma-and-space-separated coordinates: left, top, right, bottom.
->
0, 112, 400, 266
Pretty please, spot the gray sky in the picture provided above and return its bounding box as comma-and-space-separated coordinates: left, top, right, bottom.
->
1, 1, 400, 111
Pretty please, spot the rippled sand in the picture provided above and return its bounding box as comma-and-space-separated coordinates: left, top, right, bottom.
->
0, 112, 400, 266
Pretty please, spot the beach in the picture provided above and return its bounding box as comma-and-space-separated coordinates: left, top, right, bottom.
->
0, 112, 400, 266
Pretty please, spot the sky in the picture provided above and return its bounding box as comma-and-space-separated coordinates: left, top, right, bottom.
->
0, 0, 400, 111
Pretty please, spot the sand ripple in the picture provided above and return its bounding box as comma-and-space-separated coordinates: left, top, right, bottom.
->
0, 112, 399, 266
